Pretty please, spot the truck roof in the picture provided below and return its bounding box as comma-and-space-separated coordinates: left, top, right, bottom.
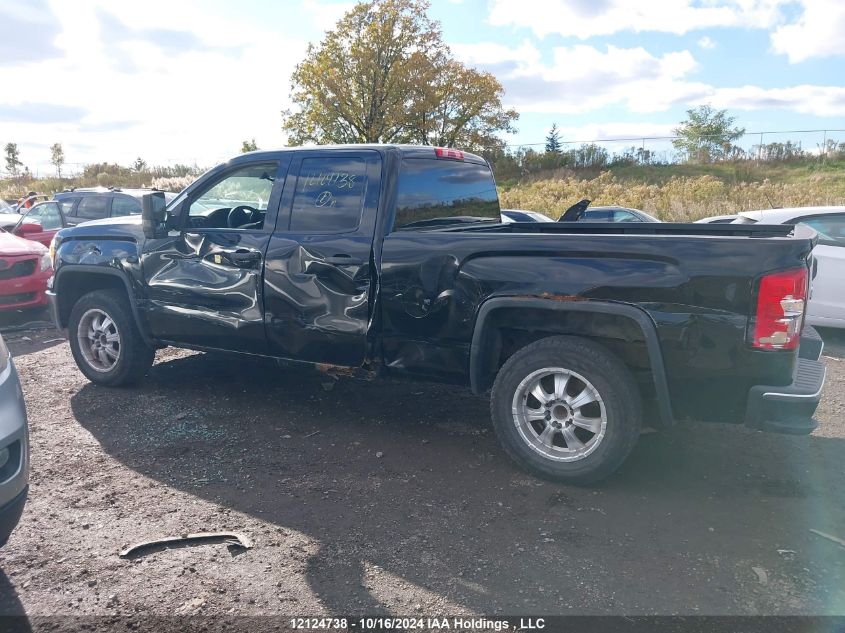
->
238, 144, 489, 165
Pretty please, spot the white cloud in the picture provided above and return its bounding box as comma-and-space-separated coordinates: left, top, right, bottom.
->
709, 85, 845, 117
487, 0, 785, 39
454, 39, 845, 117
769, 0, 845, 62
697, 36, 716, 49
453, 41, 708, 114
302, 0, 355, 32
0, 0, 308, 170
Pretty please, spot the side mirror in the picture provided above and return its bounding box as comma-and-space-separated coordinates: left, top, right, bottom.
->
141, 192, 168, 239
16, 222, 42, 235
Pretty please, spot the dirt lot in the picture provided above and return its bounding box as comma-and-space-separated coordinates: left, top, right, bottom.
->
1, 311, 844, 618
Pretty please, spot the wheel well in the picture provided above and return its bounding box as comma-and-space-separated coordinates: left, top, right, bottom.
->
55, 271, 128, 328
474, 307, 654, 397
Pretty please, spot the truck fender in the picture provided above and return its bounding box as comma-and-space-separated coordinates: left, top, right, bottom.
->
469, 297, 675, 427
52, 265, 154, 347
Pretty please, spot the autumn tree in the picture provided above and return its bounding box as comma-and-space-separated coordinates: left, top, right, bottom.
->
283, 0, 518, 151
672, 105, 745, 163
50, 142, 65, 178
241, 139, 258, 153
132, 157, 147, 172
4, 143, 22, 178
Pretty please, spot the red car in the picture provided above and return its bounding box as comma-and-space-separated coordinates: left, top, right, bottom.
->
0, 230, 52, 311
11, 200, 65, 248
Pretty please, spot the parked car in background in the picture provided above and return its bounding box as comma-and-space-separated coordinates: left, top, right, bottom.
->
11, 200, 66, 248
731, 206, 845, 329
0, 230, 52, 311
557, 199, 661, 223
53, 188, 176, 227
695, 214, 738, 224
13, 194, 49, 213
0, 333, 29, 547
500, 209, 554, 223
0, 204, 24, 231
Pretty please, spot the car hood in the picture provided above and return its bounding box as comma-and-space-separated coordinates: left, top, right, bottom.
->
0, 230, 47, 256
0, 214, 23, 228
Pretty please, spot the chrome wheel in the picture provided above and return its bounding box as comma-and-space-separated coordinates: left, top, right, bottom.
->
512, 367, 607, 462
76, 308, 121, 372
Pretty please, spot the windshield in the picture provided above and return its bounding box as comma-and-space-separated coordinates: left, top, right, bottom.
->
0, 199, 14, 214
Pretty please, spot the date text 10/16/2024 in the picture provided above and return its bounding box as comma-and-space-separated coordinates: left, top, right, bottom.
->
289, 617, 546, 630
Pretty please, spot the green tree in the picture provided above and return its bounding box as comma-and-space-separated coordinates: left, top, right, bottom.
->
545, 123, 561, 154
283, 0, 517, 150
4, 142, 22, 178
132, 157, 147, 172
50, 142, 65, 178
672, 105, 745, 163
241, 139, 258, 153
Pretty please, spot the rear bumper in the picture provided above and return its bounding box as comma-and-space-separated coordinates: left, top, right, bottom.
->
0, 358, 29, 547
745, 327, 826, 435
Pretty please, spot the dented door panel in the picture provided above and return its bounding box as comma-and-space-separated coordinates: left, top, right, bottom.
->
263, 151, 382, 366
143, 230, 272, 352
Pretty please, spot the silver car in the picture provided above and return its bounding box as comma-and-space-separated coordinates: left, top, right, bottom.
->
0, 333, 29, 546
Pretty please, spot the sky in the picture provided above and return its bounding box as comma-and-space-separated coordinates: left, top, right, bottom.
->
0, 0, 844, 175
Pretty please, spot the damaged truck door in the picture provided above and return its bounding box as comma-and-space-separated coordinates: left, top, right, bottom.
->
140, 160, 289, 354
263, 151, 382, 366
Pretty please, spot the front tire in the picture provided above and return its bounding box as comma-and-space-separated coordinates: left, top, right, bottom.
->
490, 335, 642, 484
68, 289, 154, 386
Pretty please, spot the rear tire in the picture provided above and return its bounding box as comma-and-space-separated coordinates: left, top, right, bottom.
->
68, 289, 154, 386
490, 335, 641, 484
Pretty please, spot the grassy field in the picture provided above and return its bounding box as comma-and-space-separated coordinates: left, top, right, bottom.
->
498, 159, 845, 221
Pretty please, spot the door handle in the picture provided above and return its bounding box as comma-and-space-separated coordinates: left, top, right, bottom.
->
228, 250, 262, 265
323, 254, 364, 266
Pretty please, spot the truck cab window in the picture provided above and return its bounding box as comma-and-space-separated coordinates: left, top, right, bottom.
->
394, 159, 499, 230
289, 157, 367, 233
187, 162, 278, 230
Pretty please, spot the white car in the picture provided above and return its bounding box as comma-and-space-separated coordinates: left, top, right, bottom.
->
732, 206, 845, 329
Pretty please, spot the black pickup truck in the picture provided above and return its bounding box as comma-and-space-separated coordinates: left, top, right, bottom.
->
47, 145, 826, 483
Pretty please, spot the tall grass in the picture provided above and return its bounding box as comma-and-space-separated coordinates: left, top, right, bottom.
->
499, 171, 845, 221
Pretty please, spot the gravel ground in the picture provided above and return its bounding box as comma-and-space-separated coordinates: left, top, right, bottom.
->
1, 311, 844, 618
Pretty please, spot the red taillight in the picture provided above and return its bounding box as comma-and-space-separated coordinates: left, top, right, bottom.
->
751, 268, 808, 350
434, 147, 464, 160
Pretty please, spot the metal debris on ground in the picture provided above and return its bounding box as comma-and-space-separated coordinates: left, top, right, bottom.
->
809, 529, 845, 550
118, 532, 253, 559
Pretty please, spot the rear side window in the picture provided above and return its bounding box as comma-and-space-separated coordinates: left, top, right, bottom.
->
613, 210, 640, 222
111, 196, 141, 216
289, 156, 367, 233
394, 159, 499, 230
76, 196, 109, 220
58, 198, 78, 215
582, 210, 614, 221
796, 215, 845, 247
